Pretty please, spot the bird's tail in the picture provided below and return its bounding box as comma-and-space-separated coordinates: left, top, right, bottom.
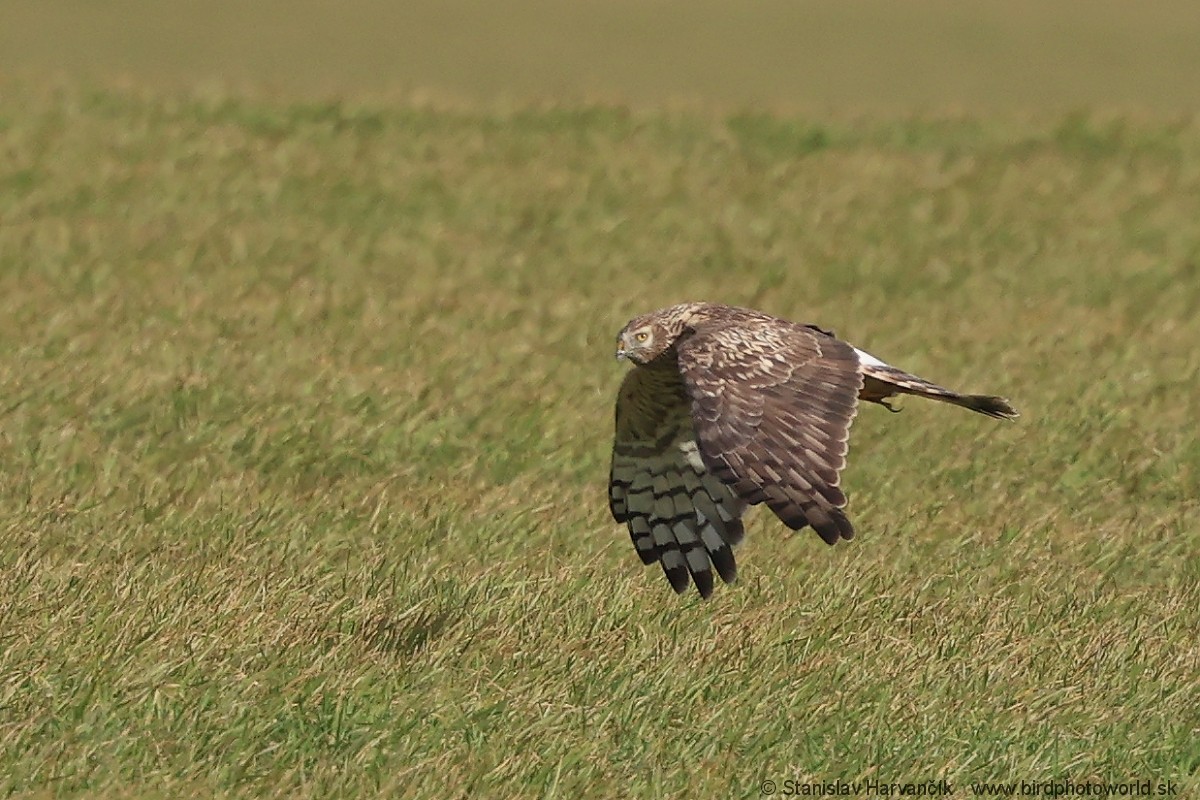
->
855, 349, 1019, 421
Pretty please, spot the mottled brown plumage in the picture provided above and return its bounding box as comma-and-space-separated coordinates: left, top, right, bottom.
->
610, 302, 1017, 599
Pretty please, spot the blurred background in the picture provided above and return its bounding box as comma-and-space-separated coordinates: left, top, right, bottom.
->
4, 0, 1200, 112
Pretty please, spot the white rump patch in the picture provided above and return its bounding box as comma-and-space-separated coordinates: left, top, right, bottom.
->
853, 347, 892, 369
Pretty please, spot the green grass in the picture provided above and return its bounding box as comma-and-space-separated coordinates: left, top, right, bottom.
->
1, 84, 1199, 798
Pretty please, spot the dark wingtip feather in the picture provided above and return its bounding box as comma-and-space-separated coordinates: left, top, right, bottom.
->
963, 394, 1020, 421
805, 505, 853, 545
814, 525, 840, 545
635, 548, 658, 566
709, 545, 738, 585
833, 509, 855, 541
662, 563, 691, 595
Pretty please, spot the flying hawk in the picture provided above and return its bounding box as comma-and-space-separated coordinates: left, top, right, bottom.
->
608, 302, 1017, 599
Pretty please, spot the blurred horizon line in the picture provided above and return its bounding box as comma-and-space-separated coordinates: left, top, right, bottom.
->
3, 0, 1200, 113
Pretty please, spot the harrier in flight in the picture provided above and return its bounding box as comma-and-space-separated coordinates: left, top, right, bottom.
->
608, 302, 1017, 599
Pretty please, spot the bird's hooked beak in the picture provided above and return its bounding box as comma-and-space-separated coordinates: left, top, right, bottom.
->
615, 334, 628, 361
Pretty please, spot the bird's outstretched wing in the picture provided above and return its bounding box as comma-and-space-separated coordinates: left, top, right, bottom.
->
609, 365, 748, 599
676, 320, 864, 545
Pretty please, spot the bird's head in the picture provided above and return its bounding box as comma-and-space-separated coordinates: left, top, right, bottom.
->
615, 303, 707, 365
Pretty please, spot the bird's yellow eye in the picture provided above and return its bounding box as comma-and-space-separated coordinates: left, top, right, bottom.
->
635, 331, 649, 342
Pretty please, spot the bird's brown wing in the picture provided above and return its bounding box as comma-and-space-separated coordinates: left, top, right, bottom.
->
609, 365, 748, 599
675, 320, 864, 545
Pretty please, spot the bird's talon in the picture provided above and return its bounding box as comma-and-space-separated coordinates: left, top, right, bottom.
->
881, 399, 902, 413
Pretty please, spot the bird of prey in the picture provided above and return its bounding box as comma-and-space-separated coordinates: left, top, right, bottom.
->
608, 302, 1017, 599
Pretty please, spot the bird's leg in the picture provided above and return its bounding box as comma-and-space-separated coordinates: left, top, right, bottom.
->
879, 398, 902, 413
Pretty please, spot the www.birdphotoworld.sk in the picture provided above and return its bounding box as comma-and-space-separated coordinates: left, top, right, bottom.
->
2, 2, 1199, 798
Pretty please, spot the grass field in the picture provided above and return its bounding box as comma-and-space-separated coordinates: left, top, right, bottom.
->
1, 83, 1199, 797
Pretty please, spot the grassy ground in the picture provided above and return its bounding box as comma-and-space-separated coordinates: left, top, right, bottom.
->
1, 84, 1198, 797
